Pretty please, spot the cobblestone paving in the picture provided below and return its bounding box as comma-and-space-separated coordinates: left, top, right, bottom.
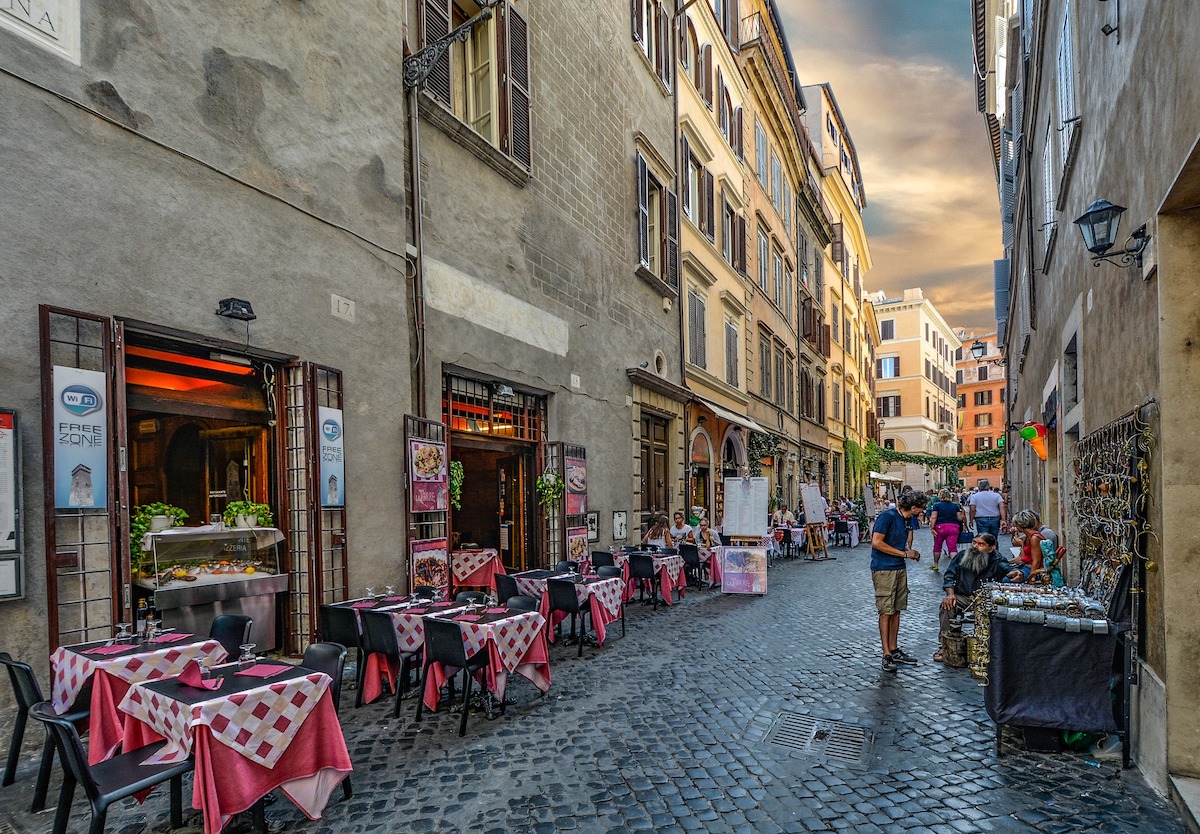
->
1, 527, 1186, 834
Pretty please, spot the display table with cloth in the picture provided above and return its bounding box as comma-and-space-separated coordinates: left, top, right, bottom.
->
611, 552, 687, 604
119, 663, 351, 834
421, 609, 551, 711
49, 634, 228, 764
697, 545, 724, 587
984, 617, 1119, 749
511, 571, 624, 645
451, 548, 506, 588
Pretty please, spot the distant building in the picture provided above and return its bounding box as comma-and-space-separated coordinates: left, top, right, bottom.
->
952, 329, 1005, 489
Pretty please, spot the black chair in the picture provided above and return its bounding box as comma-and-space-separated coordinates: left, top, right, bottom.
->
494, 574, 519, 605
628, 553, 662, 610
359, 610, 420, 719
554, 561, 579, 573
505, 595, 539, 613
31, 701, 192, 834
591, 551, 615, 569
595, 566, 626, 637
208, 614, 253, 661
833, 519, 851, 547
678, 544, 703, 588
455, 591, 486, 605
319, 604, 367, 708
780, 527, 796, 559
414, 618, 491, 737
1, 652, 91, 813
301, 642, 352, 801
546, 579, 591, 658
411, 585, 438, 601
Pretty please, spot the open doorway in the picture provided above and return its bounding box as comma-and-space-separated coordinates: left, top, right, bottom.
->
451, 438, 536, 571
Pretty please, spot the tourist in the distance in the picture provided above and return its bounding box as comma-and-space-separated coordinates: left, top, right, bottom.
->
928, 489, 966, 572
870, 492, 923, 673
641, 515, 669, 550
969, 483, 1007, 538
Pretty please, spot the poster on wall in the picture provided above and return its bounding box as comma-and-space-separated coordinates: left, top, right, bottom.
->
53, 366, 107, 509
612, 511, 628, 541
408, 438, 448, 513
565, 456, 587, 516
410, 537, 449, 593
0, 410, 18, 555
719, 546, 767, 595
567, 526, 588, 566
318, 406, 345, 507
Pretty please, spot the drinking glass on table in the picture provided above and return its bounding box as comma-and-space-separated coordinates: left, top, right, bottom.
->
385, 585, 395, 597
114, 622, 133, 643
199, 657, 215, 680
365, 587, 375, 600
238, 644, 256, 670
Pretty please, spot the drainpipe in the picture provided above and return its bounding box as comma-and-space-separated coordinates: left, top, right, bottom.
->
673, 0, 705, 390
407, 82, 427, 419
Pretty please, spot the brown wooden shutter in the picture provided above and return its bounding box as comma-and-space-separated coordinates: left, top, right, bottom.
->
666, 190, 680, 291
716, 68, 724, 128
703, 170, 715, 242
680, 136, 691, 216
727, 0, 740, 47
631, 0, 643, 42
502, 3, 532, 169
736, 214, 747, 274
636, 152, 650, 267
702, 44, 713, 108
659, 7, 671, 87
734, 107, 744, 159
422, 0, 452, 106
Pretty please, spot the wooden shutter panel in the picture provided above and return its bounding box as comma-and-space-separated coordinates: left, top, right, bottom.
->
666, 190, 680, 291
734, 107, 744, 159
702, 44, 713, 108
702, 170, 715, 242
502, 3, 532, 169
631, 0, 643, 42
636, 152, 650, 267
422, 0, 452, 106
680, 137, 690, 215
728, 0, 740, 47
659, 7, 671, 86
735, 214, 747, 274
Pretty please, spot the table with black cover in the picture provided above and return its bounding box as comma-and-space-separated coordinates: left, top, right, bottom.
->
984, 617, 1118, 755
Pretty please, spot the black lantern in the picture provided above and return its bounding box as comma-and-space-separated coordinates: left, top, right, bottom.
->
969, 340, 987, 361
1073, 198, 1150, 268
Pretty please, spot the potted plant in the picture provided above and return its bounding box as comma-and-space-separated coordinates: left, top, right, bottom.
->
223, 501, 274, 529
130, 502, 188, 574
449, 460, 464, 511
535, 471, 564, 509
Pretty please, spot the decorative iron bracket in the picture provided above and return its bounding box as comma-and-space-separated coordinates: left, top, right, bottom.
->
403, 3, 498, 90
1090, 224, 1150, 269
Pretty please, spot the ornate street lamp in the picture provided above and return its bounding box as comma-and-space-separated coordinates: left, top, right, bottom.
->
969, 339, 1005, 367
1073, 199, 1151, 268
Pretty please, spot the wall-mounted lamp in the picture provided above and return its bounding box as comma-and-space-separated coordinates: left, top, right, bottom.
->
1074, 198, 1150, 268
216, 298, 256, 321
493, 383, 515, 398
696, 415, 707, 424
968, 339, 1006, 367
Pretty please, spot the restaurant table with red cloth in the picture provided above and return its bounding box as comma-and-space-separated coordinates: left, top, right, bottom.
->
697, 545, 725, 587
825, 516, 860, 547
421, 609, 551, 711
451, 548, 506, 588
120, 663, 351, 834
510, 571, 624, 645
49, 633, 228, 765
611, 552, 687, 605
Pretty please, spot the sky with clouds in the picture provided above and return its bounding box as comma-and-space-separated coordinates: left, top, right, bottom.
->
777, 0, 1002, 332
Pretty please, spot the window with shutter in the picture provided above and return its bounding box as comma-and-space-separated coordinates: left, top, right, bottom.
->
775, 347, 785, 405
786, 355, 794, 414
688, 291, 707, 368
833, 381, 841, 421
423, 0, 452, 106
703, 170, 715, 241
760, 336, 772, 399
636, 153, 650, 268
502, 3, 531, 168
880, 319, 894, 340
725, 321, 739, 386
631, 0, 643, 42
665, 190, 679, 291
735, 215, 747, 275
755, 121, 767, 183
658, 6, 671, 88
757, 229, 769, 292
733, 108, 744, 159
772, 248, 783, 309
702, 44, 713, 107
784, 265, 793, 323
681, 137, 692, 218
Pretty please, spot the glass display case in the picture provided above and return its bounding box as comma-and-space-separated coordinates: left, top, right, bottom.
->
135, 525, 288, 650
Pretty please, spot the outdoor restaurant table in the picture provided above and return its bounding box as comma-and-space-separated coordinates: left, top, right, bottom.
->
697, 544, 724, 587
510, 570, 624, 645
119, 662, 351, 834
49, 633, 228, 764
451, 548, 506, 589
421, 609, 551, 711
611, 551, 687, 605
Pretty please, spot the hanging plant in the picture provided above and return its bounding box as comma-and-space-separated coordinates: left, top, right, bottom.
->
867, 440, 1004, 487
449, 460, 464, 511
536, 471, 564, 508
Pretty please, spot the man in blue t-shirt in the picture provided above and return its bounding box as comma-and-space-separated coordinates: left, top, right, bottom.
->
871, 492, 923, 672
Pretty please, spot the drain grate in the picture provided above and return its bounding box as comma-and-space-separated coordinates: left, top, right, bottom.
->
763, 712, 873, 767
0, 820, 21, 834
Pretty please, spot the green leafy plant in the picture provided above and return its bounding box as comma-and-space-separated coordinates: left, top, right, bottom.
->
449, 460, 464, 511
868, 440, 1004, 488
223, 501, 274, 528
130, 502, 188, 572
536, 471, 564, 509
746, 431, 783, 477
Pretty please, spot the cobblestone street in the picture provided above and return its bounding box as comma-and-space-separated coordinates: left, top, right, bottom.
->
1, 528, 1186, 834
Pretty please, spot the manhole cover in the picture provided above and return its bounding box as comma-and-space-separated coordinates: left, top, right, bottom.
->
763, 712, 874, 768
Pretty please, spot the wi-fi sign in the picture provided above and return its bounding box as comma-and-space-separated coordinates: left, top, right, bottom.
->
322, 419, 341, 441
61, 384, 102, 417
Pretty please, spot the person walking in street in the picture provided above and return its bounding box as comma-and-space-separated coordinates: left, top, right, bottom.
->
928, 489, 966, 572
934, 533, 1009, 662
968, 484, 1007, 539
871, 491, 923, 672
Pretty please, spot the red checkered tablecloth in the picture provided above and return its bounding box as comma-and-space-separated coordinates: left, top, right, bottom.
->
358, 603, 468, 704
452, 548, 505, 586
612, 553, 687, 605
422, 611, 551, 710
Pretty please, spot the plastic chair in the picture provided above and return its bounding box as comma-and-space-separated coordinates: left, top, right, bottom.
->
628, 553, 661, 610
591, 551, 615, 569
595, 567, 626, 637
547, 579, 590, 658
505, 595, 539, 613
208, 614, 253, 661
780, 527, 796, 559
494, 574, 519, 605
414, 618, 491, 737
319, 604, 367, 708
360, 610, 419, 719
677, 544, 703, 588
455, 591, 486, 605
30, 701, 192, 834
300, 642, 352, 801
1, 652, 91, 813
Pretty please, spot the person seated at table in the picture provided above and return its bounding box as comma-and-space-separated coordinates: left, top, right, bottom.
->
667, 511, 693, 547
1010, 509, 1059, 552
684, 516, 721, 549
1006, 509, 1046, 582
934, 533, 1010, 663
641, 515, 669, 549
927, 489, 966, 573
769, 504, 793, 527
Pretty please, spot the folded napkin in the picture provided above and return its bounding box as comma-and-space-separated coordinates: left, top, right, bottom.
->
404, 607, 428, 615
235, 663, 292, 678
454, 614, 483, 623
428, 602, 452, 609
178, 659, 223, 690
484, 607, 508, 614
350, 601, 376, 609
151, 632, 190, 644
84, 643, 131, 656
384, 596, 406, 602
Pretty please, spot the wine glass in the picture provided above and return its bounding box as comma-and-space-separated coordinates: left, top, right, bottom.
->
364, 587, 375, 600
385, 585, 395, 598
115, 622, 133, 643
238, 644, 256, 669
199, 657, 214, 681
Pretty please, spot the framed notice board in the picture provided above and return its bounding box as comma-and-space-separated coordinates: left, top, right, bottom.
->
0, 409, 23, 600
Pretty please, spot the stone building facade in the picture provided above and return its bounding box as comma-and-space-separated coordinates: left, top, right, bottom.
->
953, 330, 1006, 489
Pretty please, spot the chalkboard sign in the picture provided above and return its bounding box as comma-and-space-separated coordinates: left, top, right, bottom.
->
721, 477, 769, 538
800, 484, 827, 525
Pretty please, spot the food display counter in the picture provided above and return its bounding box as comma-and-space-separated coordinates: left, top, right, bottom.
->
135, 526, 288, 650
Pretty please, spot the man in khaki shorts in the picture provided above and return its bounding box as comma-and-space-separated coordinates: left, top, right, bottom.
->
870, 492, 923, 672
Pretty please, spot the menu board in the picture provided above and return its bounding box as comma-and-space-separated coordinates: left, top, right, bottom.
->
719, 546, 767, 595
408, 439, 448, 513
721, 476, 769, 538
801, 484, 827, 525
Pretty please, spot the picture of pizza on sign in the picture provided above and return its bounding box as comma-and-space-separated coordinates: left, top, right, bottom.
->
409, 439, 448, 513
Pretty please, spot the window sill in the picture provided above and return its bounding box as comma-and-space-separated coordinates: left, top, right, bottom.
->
636, 265, 678, 298
420, 91, 530, 188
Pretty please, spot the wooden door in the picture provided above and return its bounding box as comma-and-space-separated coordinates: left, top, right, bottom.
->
497, 454, 525, 571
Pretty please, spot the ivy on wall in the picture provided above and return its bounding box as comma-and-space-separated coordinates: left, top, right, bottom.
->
747, 431, 783, 477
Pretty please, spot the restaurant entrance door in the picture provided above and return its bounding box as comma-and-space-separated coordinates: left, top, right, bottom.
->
450, 438, 534, 572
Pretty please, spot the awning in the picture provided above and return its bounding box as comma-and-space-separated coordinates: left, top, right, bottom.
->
869, 470, 903, 483
693, 397, 767, 434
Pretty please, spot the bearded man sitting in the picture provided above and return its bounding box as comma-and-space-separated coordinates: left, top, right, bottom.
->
933, 532, 1010, 663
